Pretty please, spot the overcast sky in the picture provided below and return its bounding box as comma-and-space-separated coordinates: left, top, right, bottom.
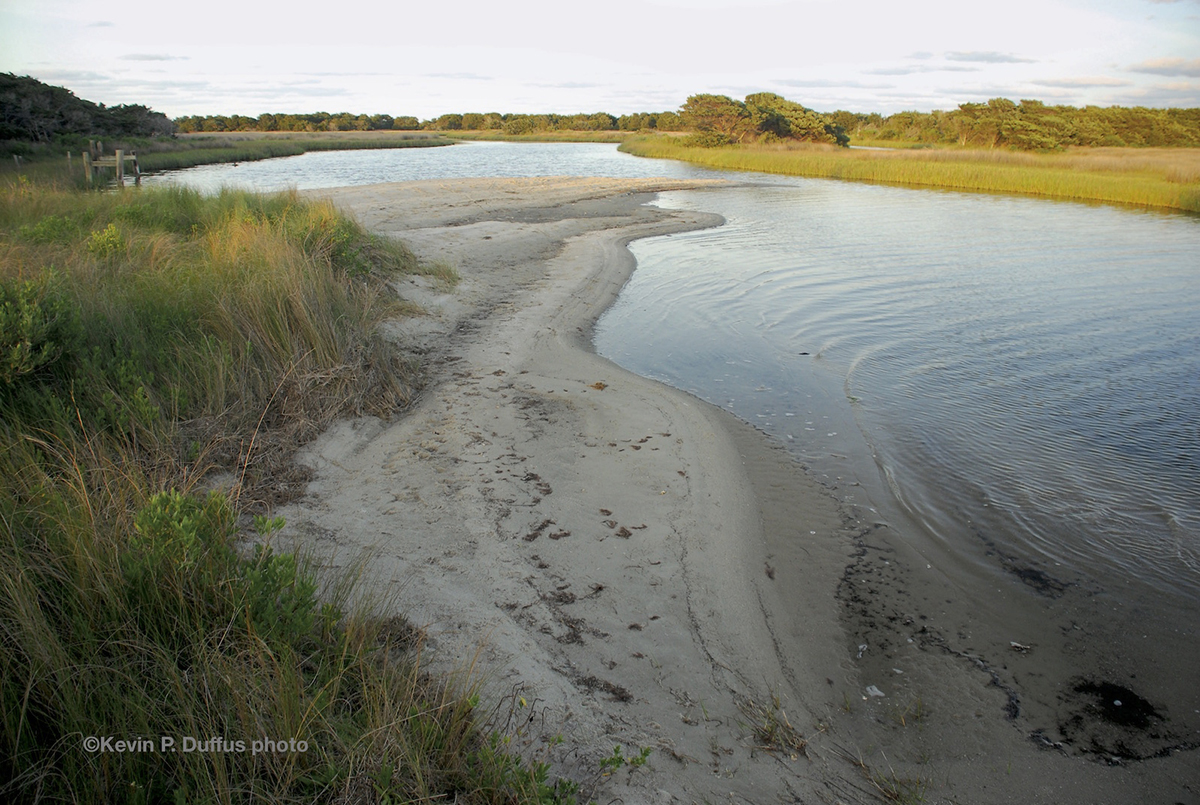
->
3, 0, 1198, 119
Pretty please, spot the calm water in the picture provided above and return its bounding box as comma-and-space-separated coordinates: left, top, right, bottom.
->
143, 140, 720, 192
157, 141, 1200, 624
594, 183, 1200, 603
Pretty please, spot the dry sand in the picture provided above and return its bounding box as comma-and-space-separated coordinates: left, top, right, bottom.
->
278, 177, 1197, 803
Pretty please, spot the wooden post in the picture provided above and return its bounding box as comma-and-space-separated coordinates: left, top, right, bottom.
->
115, 149, 124, 187
132, 151, 141, 186
83, 151, 93, 187
67, 151, 73, 175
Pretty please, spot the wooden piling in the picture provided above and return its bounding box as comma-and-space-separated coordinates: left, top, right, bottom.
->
115, 149, 125, 187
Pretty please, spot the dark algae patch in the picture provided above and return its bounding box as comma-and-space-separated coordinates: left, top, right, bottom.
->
1056, 677, 1185, 760
1074, 680, 1159, 730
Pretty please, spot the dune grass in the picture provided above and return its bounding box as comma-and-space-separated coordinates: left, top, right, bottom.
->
621, 136, 1200, 213
0, 177, 581, 803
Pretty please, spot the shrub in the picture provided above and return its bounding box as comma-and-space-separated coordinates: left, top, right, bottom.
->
681, 131, 731, 148
0, 269, 81, 385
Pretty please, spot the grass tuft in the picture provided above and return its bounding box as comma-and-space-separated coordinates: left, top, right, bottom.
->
735, 690, 807, 757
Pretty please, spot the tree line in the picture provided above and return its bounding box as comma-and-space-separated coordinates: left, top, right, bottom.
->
831, 99, 1200, 149
1, 73, 175, 142
171, 110, 686, 135
5, 74, 1200, 151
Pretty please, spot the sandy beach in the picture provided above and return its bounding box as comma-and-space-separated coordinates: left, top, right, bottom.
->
277, 177, 1196, 803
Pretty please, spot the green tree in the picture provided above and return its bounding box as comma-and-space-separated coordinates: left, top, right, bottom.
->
680, 94, 752, 143
743, 93, 848, 146
431, 113, 463, 131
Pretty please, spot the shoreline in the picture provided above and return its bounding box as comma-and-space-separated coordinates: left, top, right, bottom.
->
619, 137, 1200, 214
282, 177, 1194, 802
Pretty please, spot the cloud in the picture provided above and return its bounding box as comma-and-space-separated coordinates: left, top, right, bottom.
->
34, 69, 113, 83
866, 65, 979, 75
934, 84, 1031, 101
1128, 57, 1200, 76
946, 51, 1036, 64
424, 72, 494, 81
87, 21, 115, 28
120, 54, 188, 62
535, 81, 603, 89
1105, 83, 1200, 107
1032, 77, 1132, 88
777, 79, 894, 89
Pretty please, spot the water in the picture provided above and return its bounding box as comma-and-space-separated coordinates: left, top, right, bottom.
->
594, 182, 1200, 603
143, 140, 721, 193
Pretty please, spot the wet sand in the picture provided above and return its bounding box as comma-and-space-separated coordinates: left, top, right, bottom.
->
278, 177, 1197, 803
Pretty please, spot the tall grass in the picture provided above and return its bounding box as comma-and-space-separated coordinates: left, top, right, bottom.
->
0, 180, 449, 501
1, 178, 579, 802
621, 136, 1200, 212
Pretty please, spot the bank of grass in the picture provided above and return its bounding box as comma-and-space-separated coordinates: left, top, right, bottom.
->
4, 132, 453, 180
621, 136, 1200, 212
0, 177, 580, 803
445, 130, 629, 143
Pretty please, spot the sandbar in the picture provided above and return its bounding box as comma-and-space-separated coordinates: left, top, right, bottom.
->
279, 177, 1193, 803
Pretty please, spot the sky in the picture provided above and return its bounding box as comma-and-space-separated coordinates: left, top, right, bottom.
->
2, 0, 1198, 119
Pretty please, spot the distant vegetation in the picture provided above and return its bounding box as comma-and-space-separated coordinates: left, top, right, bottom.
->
165, 94, 1200, 153
1, 73, 174, 142
830, 98, 1200, 149
678, 92, 848, 146
5, 74, 1199, 158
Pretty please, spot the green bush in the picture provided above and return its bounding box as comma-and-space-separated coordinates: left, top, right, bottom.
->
681, 131, 731, 148
17, 214, 76, 244
85, 222, 124, 259
0, 269, 81, 385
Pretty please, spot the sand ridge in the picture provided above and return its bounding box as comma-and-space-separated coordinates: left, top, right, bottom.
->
279, 177, 1196, 803
281, 177, 858, 800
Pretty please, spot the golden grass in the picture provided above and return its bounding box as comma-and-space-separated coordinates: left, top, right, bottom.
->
621, 137, 1200, 212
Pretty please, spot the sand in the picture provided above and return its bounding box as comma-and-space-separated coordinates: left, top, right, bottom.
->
278, 177, 1198, 803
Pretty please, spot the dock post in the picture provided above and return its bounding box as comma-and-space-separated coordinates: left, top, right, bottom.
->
83, 152, 93, 187
115, 149, 124, 187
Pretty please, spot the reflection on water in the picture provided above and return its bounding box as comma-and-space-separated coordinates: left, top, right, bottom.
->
595, 183, 1200, 600
143, 140, 722, 193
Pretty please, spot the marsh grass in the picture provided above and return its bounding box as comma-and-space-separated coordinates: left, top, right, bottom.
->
2, 133, 453, 180
621, 136, 1200, 212
445, 131, 629, 144
0, 451, 575, 803
136, 134, 452, 173
0, 179, 578, 802
0, 180, 454, 504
